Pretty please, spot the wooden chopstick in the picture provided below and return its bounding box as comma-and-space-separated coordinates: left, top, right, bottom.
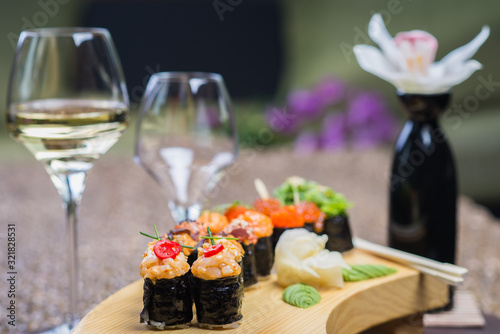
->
411, 264, 464, 286
352, 237, 467, 286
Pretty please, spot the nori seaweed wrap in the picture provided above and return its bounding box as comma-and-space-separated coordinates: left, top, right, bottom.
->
139, 240, 193, 329
236, 210, 275, 278
272, 226, 288, 252
140, 275, 193, 328
191, 275, 243, 328
303, 222, 315, 232
242, 243, 258, 287
223, 219, 259, 289
254, 236, 274, 277
187, 240, 204, 266
323, 215, 354, 252
191, 239, 244, 328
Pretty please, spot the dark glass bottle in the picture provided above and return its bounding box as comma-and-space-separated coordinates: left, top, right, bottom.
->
389, 93, 456, 310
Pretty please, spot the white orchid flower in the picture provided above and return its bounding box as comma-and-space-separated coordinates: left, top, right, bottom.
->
353, 14, 490, 94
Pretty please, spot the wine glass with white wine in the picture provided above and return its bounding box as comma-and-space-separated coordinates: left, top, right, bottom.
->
135, 72, 238, 224
6, 28, 129, 333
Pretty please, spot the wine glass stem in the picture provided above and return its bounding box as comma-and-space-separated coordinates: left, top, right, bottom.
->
168, 202, 201, 222
65, 198, 79, 329
53, 170, 88, 329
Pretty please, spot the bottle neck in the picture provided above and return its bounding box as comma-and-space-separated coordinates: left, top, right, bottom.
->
397, 92, 450, 123
407, 116, 439, 128
408, 113, 439, 124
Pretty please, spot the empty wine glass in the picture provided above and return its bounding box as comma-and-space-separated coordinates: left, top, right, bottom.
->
135, 72, 238, 223
6, 28, 129, 332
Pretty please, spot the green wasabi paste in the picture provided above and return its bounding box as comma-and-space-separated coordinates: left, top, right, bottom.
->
342, 264, 397, 282
282, 283, 321, 308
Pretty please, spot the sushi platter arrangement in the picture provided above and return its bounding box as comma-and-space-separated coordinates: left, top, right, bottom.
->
73, 177, 462, 333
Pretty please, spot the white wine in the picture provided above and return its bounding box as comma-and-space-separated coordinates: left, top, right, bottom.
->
8, 99, 128, 174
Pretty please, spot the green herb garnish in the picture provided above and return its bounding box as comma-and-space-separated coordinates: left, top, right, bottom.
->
274, 176, 352, 218
207, 226, 215, 245
140, 231, 159, 240
204, 226, 239, 244
201, 236, 239, 241
154, 224, 160, 240
211, 201, 246, 214
140, 225, 194, 249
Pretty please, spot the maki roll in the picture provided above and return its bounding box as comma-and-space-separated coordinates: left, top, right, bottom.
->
191, 239, 244, 329
274, 176, 354, 253
168, 229, 199, 266
238, 210, 275, 278
173, 220, 210, 265
224, 203, 248, 221
197, 211, 229, 234
269, 205, 305, 252
174, 220, 207, 241
253, 198, 281, 216
140, 239, 192, 329
320, 214, 353, 253
296, 202, 326, 233
223, 219, 259, 288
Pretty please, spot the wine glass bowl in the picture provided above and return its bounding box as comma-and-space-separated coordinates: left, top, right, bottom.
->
6, 28, 129, 332
135, 72, 237, 222
8, 29, 129, 176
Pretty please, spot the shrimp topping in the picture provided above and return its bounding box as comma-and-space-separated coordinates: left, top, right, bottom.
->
192, 239, 243, 280
140, 240, 190, 282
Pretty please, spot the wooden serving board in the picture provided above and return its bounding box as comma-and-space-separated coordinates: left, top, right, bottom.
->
73, 249, 448, 334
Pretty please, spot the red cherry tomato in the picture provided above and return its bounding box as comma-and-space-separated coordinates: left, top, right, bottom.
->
204, 244, 224, 258
153, 240, 181, 260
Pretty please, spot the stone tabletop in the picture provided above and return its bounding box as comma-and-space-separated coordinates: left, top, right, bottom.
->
1, 148, 499, 333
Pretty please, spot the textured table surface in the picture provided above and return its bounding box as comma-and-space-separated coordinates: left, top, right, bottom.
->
1, 148, 499, 333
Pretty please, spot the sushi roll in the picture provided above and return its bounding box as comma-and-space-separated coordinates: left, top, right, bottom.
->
253, 198, 281, 216
223, 219, 259, 288
167, 229, 199, 266
296, 202, 326, 233
191, 239, 244, 329
197, 211, 229, 234
238, 210, 275, 278
274, 176, 354, 253
320, 215, 353, 253
140, 239, 192, 329
224, 203, 248, 221
269, 205, 305, 252
173, 220, 207, 241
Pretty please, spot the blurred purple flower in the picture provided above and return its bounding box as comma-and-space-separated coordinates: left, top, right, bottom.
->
294, 131, 320, 154
313, 77, 346, 108
287, 89, 323, 118
320, 113, 347, 150
346, 92, 398, 148
265, 106, 300, 133
347, 92, 386, 125
263, 76, 399, 151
